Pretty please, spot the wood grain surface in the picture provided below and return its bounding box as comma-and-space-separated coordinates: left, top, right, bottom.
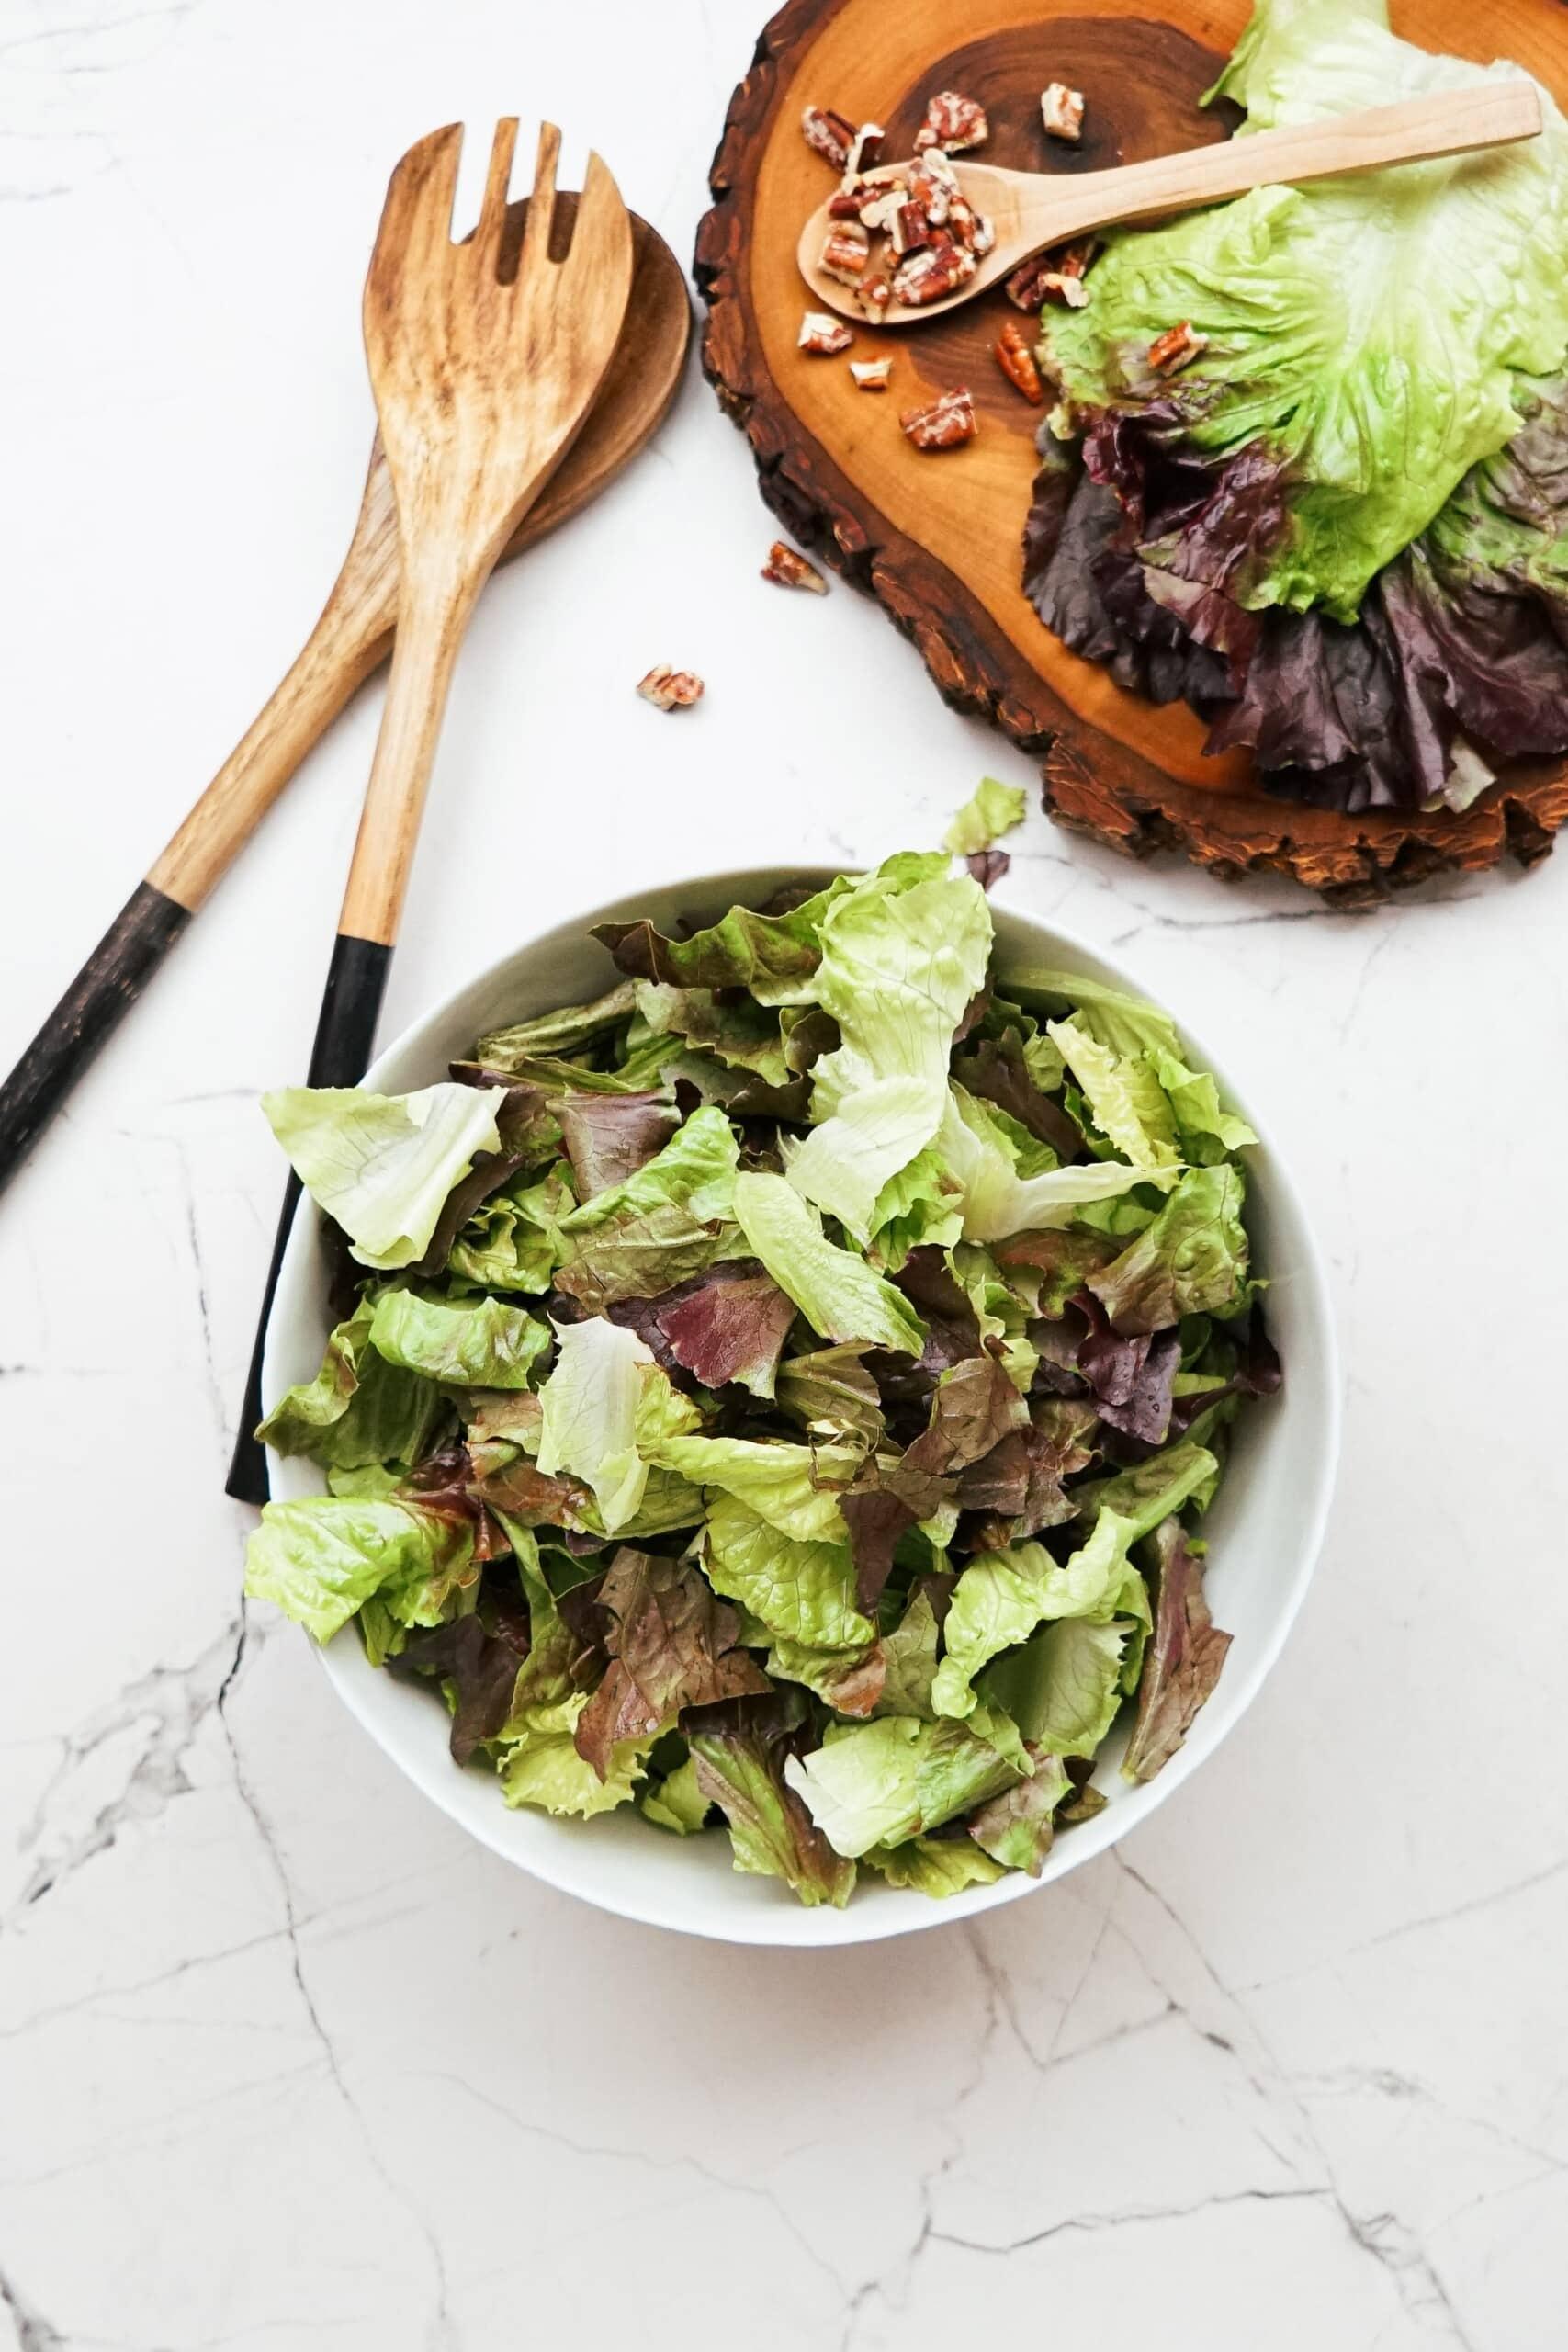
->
697, 0, 1568, 899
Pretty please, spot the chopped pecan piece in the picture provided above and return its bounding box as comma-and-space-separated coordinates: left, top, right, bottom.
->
762, 540, 829, 594
913, 89, 989, 153
637, 665, 704, 712
909, 155, 955, 226
828, 184, 869, 220
995, 322, 1044, 406
891, 199, 931, 255
1005, 254, 1055, 311
801, 105, 855, 171
819, 226, 871, 287
900, 385, 977, 451
947, 194, 977, 247
846, 122, 886, 176
1041, 83, 1086, 142
798, 310, 854, 355
891, 240, 977, 307
850, 357, 893, 390
858, 184, 907, 235
970, 210, 996, 257
856, 270, 893, 324
1007, 243, 1094, 311
1148, 321, 1209, 375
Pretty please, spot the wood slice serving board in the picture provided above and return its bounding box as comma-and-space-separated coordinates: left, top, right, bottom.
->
696, 0, 1568, 899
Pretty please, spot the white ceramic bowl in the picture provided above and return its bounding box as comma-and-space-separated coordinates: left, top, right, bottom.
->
264, 866, 1340, 1947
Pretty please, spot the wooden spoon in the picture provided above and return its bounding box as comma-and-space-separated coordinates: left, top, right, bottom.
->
225, 119, 634, 1503
799, 82, 1543, 325
0, 202, 685, 1200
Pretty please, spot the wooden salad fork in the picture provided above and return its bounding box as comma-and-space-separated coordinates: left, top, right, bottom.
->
799, 82, 1544, 324
226, 119, 633, 1503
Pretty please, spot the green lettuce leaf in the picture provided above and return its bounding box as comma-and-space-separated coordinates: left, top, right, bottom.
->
640, 1752, 712, 1835
686, 1691, 857, 1907
783, 1704, 1027, 1859
863, 1838, 1008, 1895
244, 1496, 476, 1643
262, 1082, 512, 1270
867, 1146, 966, 1272
650, 1432, 855, 1544
932, 1509, 1142, 1719
501, 1721, 645, 1817
1088, 1165, 1250, 1334
874, 1580, 948, 1720
980, 1617, 1132, 1757
787, 865, 993, 1239
732, 1170, 927, 1354
474, 980, 638, 1068
967, 1749, 1073, 1875
942, 775, 1029, 856
773, 1344, 886, 1453
1073, 1439, 1220, 1542
702, 1491, 873, 1649
558, 1103, 739, 1234
593, 877, 857, 1007
937, 1088, 1152, 1244
552, 1201, 740, 1314
256, 1295, 446, 1469
534, 1318, 702, 1533
1040, 0, 1568, 623
633, 983, 793, 1085
1046, 1015, 1180, 1179
1006, 968, 1256, 1159
367, 1289, 551, 1390
447, 1166, 574, 1293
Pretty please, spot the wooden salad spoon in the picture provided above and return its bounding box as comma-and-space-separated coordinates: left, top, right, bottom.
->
225, 119, 634, 1503
799, 82, 1544, 325
0, 200, 685, 1201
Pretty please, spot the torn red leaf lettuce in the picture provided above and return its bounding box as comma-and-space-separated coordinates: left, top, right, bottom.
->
573, 1549, 771, 1780
555, 1092, 679, 1201
608, 1261, 798, 1397
684, 1690, 856, 1908
1122, 1518, 1233, 1782
1023, 376, 1568, 813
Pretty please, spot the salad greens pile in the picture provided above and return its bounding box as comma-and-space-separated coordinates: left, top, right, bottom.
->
1025, 0, 1568, 813
244, 855, 1277, 1906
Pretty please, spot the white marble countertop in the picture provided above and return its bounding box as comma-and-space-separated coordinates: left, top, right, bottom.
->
5, 2, 1566, 2345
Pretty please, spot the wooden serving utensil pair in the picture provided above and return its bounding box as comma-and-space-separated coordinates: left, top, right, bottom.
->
0, 174, 685, 1201
219, 121, 636, 1502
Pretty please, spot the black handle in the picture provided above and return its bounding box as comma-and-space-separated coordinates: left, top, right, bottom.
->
0, 883, 192, 1198
225, 933, 393, 1505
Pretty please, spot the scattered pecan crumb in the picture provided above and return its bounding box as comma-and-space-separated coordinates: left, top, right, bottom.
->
762, 541, 829, 594
1041, 83, 1086, 142
995, 322, 1045, 405
801, 105, 855, 171
913, 89, 989, 154
637, 665, 704, 712
1148, 321, 1208, 375
798, 310, 854, 355
850, 357, 893, 390
901, 385, 977, 451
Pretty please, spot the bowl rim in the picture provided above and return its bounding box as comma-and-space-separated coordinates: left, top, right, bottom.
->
262, 859, 1342, 1947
